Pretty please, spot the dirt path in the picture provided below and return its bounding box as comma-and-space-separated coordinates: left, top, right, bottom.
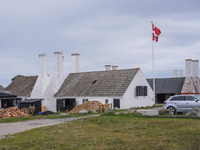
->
0, 115, 100, 140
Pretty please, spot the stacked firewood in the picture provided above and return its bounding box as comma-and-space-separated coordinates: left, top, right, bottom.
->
0, 107, 29, 118
69, 101, 102, 113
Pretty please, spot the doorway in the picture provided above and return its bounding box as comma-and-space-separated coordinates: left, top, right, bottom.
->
113, 99, 120, 109
57, 99, 76, 112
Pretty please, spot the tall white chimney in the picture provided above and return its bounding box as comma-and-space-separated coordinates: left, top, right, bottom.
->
179, 70, 183, 77
39, 53, 47, 76
112, 66, 118, 70
71, 53, 80, 73
192, 60, 199, 77
173, 69, 178, 78
185, 59, 193, 77
54, 52, 64, 77
105, 65, 111, 71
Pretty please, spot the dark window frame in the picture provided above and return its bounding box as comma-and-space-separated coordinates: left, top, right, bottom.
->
136, 86, 147, 96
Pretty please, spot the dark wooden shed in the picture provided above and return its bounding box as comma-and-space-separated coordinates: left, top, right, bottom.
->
18, 99, 43, 113
0, 93, 18, 108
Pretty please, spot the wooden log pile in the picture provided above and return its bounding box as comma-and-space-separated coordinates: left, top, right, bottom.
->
69, 101, 102, 114
0, 107, 29, 118
98, 103, 113, 113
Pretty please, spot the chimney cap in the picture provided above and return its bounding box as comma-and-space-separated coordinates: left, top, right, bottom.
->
105, 65, 111, 67
185, 59, 192, 61
54, 52, 63, 55
38, 53, 47, 57
71, 53, 80, 56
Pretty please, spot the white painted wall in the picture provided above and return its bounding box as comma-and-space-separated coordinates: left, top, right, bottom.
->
71, 53, 80, 73
121, 69, 154, 109
42, 98, 57, 112
186, 59, 193, 77
192, 60, 199, 77
31, 53, 51, 98
42, 52, 65, 111
55, 96, 121, 109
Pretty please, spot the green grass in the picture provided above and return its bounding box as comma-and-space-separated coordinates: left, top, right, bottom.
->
0, 112, 95, 123
1, 115, 200, 150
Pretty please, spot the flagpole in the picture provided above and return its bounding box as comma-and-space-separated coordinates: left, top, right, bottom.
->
151, 21, 156, 104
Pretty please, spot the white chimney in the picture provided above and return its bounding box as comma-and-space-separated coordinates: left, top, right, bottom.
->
105, 65, 111, 71
54, 52, 64, 77
185, 59, 193, 77
173, 69, 178, 78
112, 66, 118, 70
39, 53, 47, 76
71, 53, 80, 73
179, 70, 183, 77
192, 60, 199, 77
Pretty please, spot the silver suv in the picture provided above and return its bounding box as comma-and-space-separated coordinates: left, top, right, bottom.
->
163, 95, 200, 114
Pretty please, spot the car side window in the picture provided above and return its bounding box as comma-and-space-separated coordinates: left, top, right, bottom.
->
185, 96, 197, 101
170, 96, 185, 101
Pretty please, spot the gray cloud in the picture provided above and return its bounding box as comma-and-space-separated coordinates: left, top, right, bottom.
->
0, 0, 200, 87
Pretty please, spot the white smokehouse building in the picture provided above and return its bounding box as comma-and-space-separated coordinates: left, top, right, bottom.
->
6, 52, 154, 112
54, 67, 155, 111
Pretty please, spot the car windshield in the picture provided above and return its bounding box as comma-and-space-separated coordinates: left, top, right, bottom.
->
193, 95, 200, 99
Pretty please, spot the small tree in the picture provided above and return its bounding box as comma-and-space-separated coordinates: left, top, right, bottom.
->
11, 75, 24, 81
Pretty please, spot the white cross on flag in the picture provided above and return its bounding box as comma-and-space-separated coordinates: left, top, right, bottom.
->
152, 23, 161, 42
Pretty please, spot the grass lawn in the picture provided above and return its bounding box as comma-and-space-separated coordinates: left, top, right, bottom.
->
0, 115, 200, 150
0, 112, 93, 123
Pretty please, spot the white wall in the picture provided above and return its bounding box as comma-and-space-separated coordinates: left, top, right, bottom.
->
31, 75, 51, 98
30, 53, 51, 98
42, 98, 57, 112
42, 52, 65, 111
121, 69, 154, 109
75, 97, 120, 106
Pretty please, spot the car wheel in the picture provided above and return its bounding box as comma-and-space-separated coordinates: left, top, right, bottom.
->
167, 106, 176, 115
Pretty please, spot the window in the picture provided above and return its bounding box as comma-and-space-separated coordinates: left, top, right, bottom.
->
92, 80, 97, 84
170, 96, 185, 101
185, 96, 197, 101
82, 99, 88, 103
136, 86, 147, 96
105, 99, 108, 104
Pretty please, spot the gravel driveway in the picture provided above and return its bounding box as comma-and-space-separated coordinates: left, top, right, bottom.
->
137, 107, 162, 116
0, 115, 100, 140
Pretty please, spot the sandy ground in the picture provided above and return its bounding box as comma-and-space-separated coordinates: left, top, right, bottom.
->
0, 115, 100, 140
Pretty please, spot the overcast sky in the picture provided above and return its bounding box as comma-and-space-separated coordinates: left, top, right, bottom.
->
0, 0, 200, 87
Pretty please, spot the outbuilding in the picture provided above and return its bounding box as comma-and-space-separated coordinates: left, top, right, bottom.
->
0, 93, 18, 108
147, 59, 200, 104
18, 99, 43, 113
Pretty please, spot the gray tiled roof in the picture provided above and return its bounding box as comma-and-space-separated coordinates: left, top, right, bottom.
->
6, 76, 38, 97
0, 92, 17, 98
55, 68, 139, 97
19, 99, 43, 104
0, 85, 5, 93
147, 77, 185, 94
0, 84, 11, 94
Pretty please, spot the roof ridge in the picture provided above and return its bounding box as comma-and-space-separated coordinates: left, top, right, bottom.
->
70, 68, 140, 74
